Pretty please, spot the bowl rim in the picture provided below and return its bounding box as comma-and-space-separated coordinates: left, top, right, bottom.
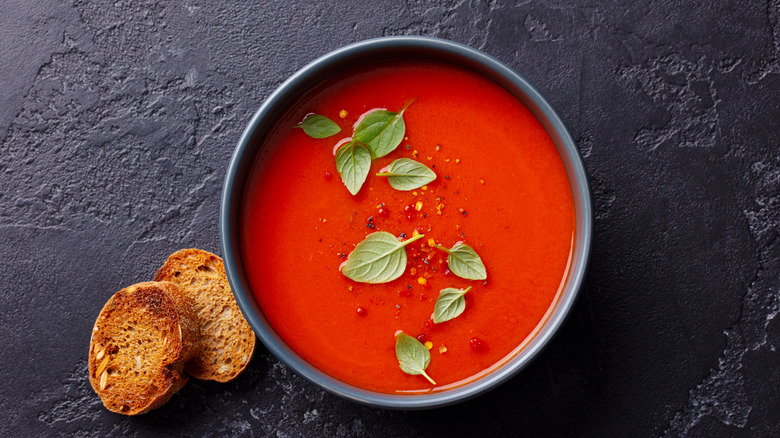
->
220, 35, 592, 409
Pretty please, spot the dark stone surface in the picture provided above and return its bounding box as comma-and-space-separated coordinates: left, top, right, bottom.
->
1, 0, 778, 436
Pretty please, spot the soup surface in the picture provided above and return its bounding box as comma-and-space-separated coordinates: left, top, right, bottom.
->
241, 60, 574, 393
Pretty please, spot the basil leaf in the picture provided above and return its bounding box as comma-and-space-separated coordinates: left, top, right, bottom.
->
335, 139, 371, 195
354, 108, 406, 158
342, 232, 424, 283
433, 286, 471, 323
297, 114, 341, 138
437, 243, 487, 280
395, 333, 436, 385
376, 158, 437, 191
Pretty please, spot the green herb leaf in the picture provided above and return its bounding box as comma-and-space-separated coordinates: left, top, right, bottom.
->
395, 333, 436, 384
376, 158, 437, 191
436, 243, 487, 280
433, 286, 472, 323
342, 232, 425, 283
335, 139, 371, 195
297, 114, 341, 138
353, 102, 412, 158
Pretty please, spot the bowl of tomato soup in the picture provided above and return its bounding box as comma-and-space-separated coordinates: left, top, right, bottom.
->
221, 36, 592, 409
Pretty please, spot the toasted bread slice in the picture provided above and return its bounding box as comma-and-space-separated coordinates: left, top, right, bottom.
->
154, 249, 256, 382
89, 281, 198, 415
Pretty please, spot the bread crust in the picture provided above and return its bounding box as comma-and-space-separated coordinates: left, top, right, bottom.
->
88, 281, 198, 415
154, 249, 256, 382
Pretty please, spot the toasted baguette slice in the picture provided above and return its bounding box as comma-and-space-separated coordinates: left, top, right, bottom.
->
154, 249, 256, 382
89, 281, 198, 415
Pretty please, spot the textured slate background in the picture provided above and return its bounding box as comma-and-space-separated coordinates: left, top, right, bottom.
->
1, 0, 778, 436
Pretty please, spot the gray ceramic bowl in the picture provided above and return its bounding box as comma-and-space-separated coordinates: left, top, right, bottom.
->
220, 36, 592, 409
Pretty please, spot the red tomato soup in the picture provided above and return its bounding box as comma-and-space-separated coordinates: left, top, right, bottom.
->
241, 60, 575, 394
